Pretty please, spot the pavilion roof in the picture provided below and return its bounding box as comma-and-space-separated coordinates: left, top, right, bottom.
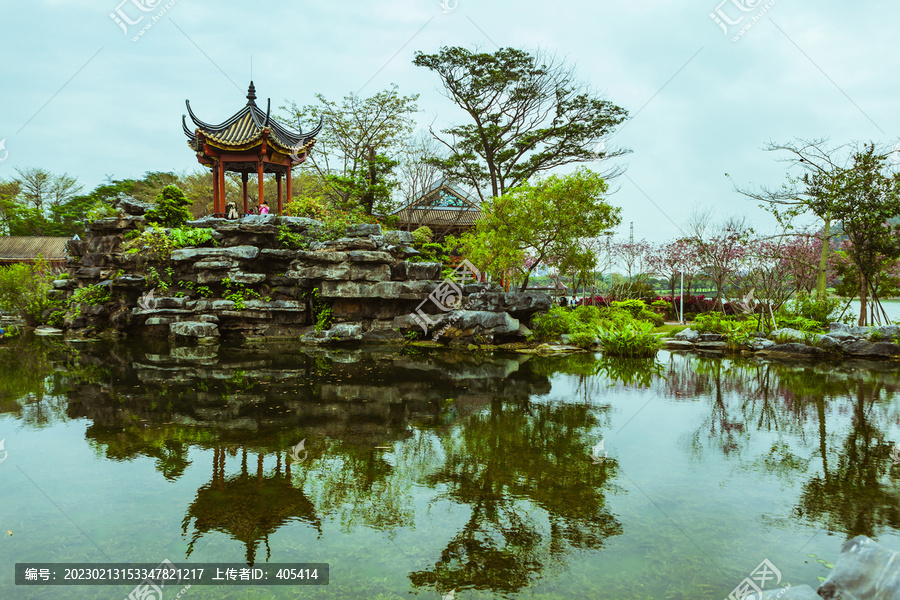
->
183, 81, 322, 157
393, 179, 482, 229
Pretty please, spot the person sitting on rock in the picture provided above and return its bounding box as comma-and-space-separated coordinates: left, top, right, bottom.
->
225, 202, 239, 220
259, 202, 270, 215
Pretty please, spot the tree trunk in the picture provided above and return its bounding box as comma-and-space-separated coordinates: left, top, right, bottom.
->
858, 275, 868, 326
815, 216, 831, 298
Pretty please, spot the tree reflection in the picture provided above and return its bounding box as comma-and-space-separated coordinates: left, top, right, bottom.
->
409, 397, 621, 595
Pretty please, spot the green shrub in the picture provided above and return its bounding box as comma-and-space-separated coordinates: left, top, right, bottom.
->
776, 315, 823, 333
170, 227, 215, 248
596, 321, 662, 358
638, 308, 664, 327
277, 224, 309, 250
780, 292, 850, 328
0, 259, 56, 326
530, 307, 577, 341
611, 299, 646, 318
568, 330, 599, 348
86, 201, 118, 221
411, 242, 449, 264
145, 185, 192, 228
412, 226, 433, 246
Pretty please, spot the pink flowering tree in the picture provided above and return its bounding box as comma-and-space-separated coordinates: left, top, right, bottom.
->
648, 239, 701, 312
689, 218, 750, 311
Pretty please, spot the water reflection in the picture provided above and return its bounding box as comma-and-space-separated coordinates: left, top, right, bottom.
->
1, 338, 899, 597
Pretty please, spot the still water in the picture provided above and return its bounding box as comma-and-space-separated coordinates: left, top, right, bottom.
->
1, 337, 899, 600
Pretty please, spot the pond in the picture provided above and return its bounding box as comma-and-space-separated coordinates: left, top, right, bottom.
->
1, 337, 899, 600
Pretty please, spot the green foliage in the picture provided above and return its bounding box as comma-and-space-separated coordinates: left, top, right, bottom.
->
596, 321, 663, 358
411, 226, 433, 246
410, 241, 448, 264
610, 299, 646, 317
0, 259, 56, 325
146, 266, 174, 292
776, 315, 824, 333
124, 224, 176, 265
86, 201, 118, 221
456, 168, 621, 290
145, 185, 192, 228
780, 291, 849, 328
309, 287, 334, 332
176, 280, 213, 298
284, 196, 375, 240
222, 278, 268, 311
529, 305, 640, 348
278, 224, 310, 250
70, 284, 111, 306
169, 227, 215, 248
412, 46, 628, 201
719, 320, 754, 350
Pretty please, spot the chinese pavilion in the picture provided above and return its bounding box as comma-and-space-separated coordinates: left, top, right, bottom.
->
183, 81, 321, 216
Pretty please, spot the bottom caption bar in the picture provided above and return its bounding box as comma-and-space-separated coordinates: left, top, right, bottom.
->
15, 563, 329, 586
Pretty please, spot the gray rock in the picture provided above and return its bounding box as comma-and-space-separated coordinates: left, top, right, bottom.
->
155, 296, 187, 309
348, 250, 394, 263
872, 325, 900, 340
320, 281, 403, 299
295, 251, 347, 264
770, 328, 806, 343
171, 245, 259, 261
827, 330, 859, 344
350, 264, 391, 282
144, 317, 176, 326
845, 341, 900, 359
816, 335, 844, 352
829, 322, 851, 333
323, 237, 377, 251
229, 272, 266, 285
407, 262, 443, 280
818, 535, 900, 600
758, 343, 824, 357
383, 230, 415, 245
303, 322, 363, 343
259, 249, 300, 259
114, 195, 152, 216
33, 326, 63, 336
674, 328, 700, 343
440, 310, 520, 335
193, 259, 233, 270
361, 329, 404, 342
696, 341, 727, 351
344, 223, 382, 237
52, 279, 75, 290
662, 339, 694, 349
112, 275, 145, 289
699, 333, 726, 342
292, 264, 351, 280
278, 216, 322, 230
747, 338, 775, 351
170, 321, 219, 338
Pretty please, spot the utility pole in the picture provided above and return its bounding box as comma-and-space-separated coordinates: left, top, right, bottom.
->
629, 221, 634, 245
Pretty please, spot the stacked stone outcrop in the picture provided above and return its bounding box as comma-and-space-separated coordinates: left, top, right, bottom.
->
55, 197, 549, 344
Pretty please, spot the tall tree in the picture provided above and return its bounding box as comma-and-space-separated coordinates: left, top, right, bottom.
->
280, 86, 419, 215
455, 168, 621, 291
413, 46, 629, 202
14, 167, 54, 213
734, 139, 855, 298
826, 144, 900, 325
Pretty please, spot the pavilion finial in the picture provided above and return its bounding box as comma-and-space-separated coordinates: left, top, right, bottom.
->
247, 81, 257, 106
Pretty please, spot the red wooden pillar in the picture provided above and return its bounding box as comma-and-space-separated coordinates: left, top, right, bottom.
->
211, 164, 219, 215
276, 172, 282, 215
241, 172, 248, 214
257, 161, 264, 208
217, 160, 226, 215
286, 166, 292, 211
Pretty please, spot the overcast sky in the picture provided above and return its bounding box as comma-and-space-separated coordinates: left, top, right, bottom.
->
1, 0, 897, 242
